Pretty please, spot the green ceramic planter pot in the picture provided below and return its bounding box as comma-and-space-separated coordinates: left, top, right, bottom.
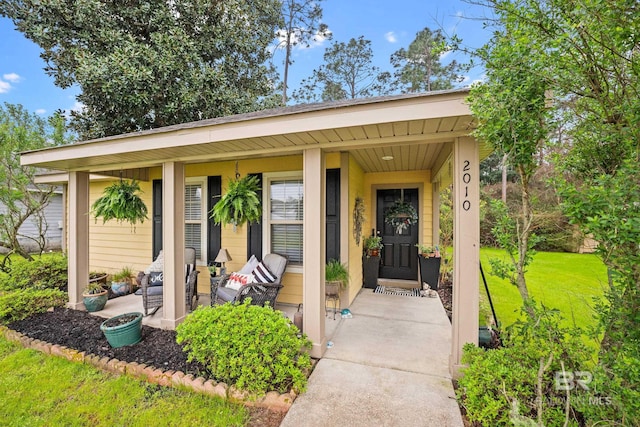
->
100, 312, 143, 348
83, 290, 108, 312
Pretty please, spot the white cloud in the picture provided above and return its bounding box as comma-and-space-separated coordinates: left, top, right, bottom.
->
0, 80, 10, 94
385, 31, 397, 43
35, 109, 47, 115
274, 27, 331, 51
3, 73, 21, 83
440, 50, 452, 59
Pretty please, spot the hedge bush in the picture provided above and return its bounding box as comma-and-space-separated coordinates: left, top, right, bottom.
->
176, 301, 312, 395
0, 253, 68, 292
457, 303, 591, 426
0, 288, 67, 323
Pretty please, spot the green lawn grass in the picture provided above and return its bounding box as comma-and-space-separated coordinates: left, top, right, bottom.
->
0, 337, 248, 426
479, 248, 608, 337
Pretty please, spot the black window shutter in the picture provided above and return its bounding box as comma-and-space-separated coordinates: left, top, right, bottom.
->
207, 176, 222, 266
152, 179, 163, 259
326, 168, 340, 261
246, 173, 263, 260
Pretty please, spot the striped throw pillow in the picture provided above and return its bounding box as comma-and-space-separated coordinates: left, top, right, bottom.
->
252, 261, 277, 283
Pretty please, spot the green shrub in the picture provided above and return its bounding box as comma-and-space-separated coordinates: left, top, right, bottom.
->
176, 301, 312, 395
0, 253, 68, 292
0, 288, 67, 323
457, 302, 591, 426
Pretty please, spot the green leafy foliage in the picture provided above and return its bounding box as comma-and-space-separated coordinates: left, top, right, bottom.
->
210, 175, 261, 228
0, 104, 69, 259
0, 0, 283, 139
91, 180, 148, 227
0, 288, 66, 323
176, 302, 312, 395
458, 303, 591, 426
325, 259, 349, 288
0, 253, 67, 292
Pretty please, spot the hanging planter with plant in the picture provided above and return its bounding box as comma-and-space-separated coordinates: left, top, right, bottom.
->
91, 179, 148, 228
210, 172, 261, 230
384, 199, 418, 234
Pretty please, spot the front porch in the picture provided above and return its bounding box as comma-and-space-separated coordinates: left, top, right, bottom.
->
22, 90, 485, 376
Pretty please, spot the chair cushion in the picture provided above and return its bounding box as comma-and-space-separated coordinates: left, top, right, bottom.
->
238, 255, 259, 274
216, 285, 238, 302
252, 261, 276, 283
226, 272, 254, 291
145, 286, 163, 296
148, 271, 164, 287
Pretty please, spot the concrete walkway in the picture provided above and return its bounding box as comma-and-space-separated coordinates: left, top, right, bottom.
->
281, 289, 464, 427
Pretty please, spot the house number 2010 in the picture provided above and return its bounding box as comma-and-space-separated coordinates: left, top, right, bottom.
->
462, 160, 471, 211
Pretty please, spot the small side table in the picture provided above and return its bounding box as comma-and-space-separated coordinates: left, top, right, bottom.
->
210, 276, 222, 306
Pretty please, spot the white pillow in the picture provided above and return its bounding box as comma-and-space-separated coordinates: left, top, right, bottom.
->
144, 250, 164, 274
238, 255, 259, 274
226, 273, 255, 291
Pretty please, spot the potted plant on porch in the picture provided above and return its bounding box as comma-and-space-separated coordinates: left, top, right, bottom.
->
416, 244, 441, 291
325, 259, 349, 318
111, 266, 134, 296
362, 235, 383, 289
210, 174, 261, 230
91, 179, 148, 228
82, 282, 108, 312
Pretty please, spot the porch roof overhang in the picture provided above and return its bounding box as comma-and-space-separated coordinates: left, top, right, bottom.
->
22, 89, 487, 179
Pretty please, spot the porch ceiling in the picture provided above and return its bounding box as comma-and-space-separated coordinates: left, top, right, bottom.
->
22, 90, 479, 175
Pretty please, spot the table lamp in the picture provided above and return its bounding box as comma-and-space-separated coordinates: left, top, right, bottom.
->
215, 248, 232, 276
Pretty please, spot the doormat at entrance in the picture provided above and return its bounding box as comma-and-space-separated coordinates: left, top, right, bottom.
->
374, 286, 421, 297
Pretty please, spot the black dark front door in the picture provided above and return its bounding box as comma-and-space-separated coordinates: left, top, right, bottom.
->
377, 188, 419, 280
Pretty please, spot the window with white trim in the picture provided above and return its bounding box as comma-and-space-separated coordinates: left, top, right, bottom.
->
265, 173, 303, 266
185, 178, 207, 264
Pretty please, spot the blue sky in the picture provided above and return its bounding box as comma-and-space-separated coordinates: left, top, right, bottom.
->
0, 0, 492, 118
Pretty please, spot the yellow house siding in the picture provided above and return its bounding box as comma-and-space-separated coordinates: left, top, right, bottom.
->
347, 154, 366, 304
88, 179, 154, 275
83, 154, 345, 303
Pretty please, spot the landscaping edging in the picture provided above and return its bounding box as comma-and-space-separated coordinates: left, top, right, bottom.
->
0, 325, 296, 412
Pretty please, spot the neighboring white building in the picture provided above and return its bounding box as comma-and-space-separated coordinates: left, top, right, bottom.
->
0, 189, 63, 253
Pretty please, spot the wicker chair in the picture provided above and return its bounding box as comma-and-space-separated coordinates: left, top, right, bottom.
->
139, 248, 199, 316
211, 253, 287, 307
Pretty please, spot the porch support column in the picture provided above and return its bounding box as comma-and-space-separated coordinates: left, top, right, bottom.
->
450, 136, 480, 377
67, 171, 90, 310
432, 181, 440, 246
161, 162, 186, 329
303, 147, 327, 358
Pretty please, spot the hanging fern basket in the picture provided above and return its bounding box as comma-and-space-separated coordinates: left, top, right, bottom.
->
384, 199, 418, 234
210, 174, 261, 229
91, 179, 148, 228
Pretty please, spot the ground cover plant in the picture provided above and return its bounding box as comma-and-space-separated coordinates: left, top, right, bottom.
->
0, 336, 249, 426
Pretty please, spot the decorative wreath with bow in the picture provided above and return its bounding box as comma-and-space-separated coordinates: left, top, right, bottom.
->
384, 199, 418, 234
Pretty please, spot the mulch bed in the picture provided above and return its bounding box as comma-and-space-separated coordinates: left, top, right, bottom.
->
7, 307, 285, 427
